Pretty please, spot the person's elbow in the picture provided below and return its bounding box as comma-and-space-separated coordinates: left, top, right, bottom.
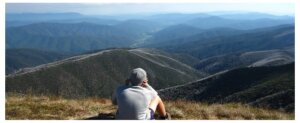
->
111, 93, 118, 105
112, 99, 118, 105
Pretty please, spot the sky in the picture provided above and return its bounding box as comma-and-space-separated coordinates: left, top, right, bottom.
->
5, 3, 294, 16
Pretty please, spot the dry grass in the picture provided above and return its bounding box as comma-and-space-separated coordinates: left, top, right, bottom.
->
5, 95, 294, 120
164, 100, 294, 120
6, 94, 116, 120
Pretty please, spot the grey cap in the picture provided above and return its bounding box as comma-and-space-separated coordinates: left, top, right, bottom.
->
129, 68, 147, 86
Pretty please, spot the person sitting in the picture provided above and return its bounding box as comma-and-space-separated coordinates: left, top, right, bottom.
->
112, 68, 170, 120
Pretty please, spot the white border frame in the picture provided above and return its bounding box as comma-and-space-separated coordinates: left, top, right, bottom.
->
1, 0, 298, 123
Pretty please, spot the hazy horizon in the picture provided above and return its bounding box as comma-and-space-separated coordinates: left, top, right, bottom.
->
6, 3, 294, 16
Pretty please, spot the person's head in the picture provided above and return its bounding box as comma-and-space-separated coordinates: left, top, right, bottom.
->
129, 68, 148, 86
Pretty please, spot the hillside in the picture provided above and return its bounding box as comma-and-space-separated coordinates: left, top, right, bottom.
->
5, 94, 294, 120
145, 24, 203, 44
159, 63, 294, 112
194, 49, 294, 74
6, 48, 69, 74
6, 22, 146, 53
146, 27, 242, 48
6, 48, 204, 98
160, 24, 294, 59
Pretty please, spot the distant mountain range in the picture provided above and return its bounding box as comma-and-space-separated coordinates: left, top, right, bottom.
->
6, 13, 122, 27
157, 24, 294, 59
159, 63, 294, 112
6, 23, 294, 55
6, 22, 137, 53
211, 12, 294, 20
6, 48, 204, 98
6, 12, 294, 54
184, 16, 293, 30
6, 20, 161, 53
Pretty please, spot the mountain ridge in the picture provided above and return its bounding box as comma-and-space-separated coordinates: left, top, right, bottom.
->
6, 48, 204, 98
194, 48, 294, 74
6, 48, 70, 75
158, 63, 294, 112
158, 24, 294, 59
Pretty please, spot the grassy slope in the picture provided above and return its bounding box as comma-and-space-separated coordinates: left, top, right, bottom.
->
6, 94, 294, 120
159, 63, 294, 112
6, 49, 203, 98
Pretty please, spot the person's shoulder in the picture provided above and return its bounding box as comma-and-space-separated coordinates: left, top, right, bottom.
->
116, 85, 130, 91
137, 86, 156, 94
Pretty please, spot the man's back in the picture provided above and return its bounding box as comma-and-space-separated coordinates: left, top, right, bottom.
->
114, 85, 157, 119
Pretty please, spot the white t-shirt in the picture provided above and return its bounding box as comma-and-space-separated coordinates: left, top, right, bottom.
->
112, 85, 158, 120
